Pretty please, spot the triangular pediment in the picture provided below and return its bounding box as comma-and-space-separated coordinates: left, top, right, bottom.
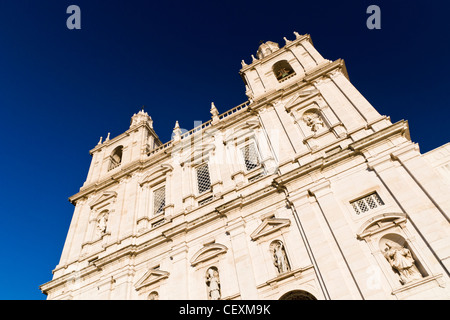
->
89, 191, 117, 209
284, 88, 320, 111
356, 212, 407, 240
190, 243, 228, 266
250, 218, 291, 241
134, 268, 170, 291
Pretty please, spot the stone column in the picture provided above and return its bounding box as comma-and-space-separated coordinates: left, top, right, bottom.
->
288, 183, 362, 300
307, 180, 366, 299
136, 184, 150, 232
168, 242, 189, 299
226, 217, 258, 299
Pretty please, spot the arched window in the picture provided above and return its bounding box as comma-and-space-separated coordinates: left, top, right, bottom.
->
108, 146, 123, 171
279, 290, 317, 300
272, 60, 296, 82
147, 291, 159, 300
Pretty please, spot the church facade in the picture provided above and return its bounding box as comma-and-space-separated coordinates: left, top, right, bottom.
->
40, 32, 450, 300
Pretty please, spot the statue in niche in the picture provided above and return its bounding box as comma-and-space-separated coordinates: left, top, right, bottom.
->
271, 240, 290, 274
302, 112, 324, 133
383, 242, 422, 285
205, 267, 221, 300
96, 212, 108, 238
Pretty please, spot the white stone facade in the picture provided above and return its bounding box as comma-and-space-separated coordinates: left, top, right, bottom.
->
40, 32, 450, 300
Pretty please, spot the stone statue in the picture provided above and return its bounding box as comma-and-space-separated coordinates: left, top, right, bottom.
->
272, 241, 290, 274
206, 267, 221, 300
383, 242, 422, 285
96, 213, 108, 237
302, 112, 324, 132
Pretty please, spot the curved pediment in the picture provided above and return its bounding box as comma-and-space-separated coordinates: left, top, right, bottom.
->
190, 243, 228, 266
356, 212, 407, 240
180, 145, 215, 166
223, 121, 261, 144
139, 164, 173, 187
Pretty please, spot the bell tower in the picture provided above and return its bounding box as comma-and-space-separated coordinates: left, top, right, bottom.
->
83, 109, 162, 187
240, 32, 329, 101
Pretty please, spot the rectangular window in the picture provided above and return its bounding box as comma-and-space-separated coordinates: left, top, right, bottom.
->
351, 192, 384, 215
153, 186, 165, 215
196, 162, 211, 194
241, 143, 260, 171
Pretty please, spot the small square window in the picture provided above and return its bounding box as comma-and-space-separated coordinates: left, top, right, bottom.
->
351, 192, 384, 215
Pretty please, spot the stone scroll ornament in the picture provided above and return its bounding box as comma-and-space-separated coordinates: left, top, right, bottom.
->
205, 267, 221, 300
383, 242, 422, 285
302, 112, 324, 132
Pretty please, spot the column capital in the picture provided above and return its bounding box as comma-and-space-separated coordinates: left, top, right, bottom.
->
225, 216, 246, 236
308, 179, 332, 198
366, 154, 393, 172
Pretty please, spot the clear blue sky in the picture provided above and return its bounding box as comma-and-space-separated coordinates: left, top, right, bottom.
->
0, 1, 448, 300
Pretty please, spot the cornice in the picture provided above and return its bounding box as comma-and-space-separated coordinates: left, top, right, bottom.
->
70, 151, 174, 204
89, 122, 159, 155
274, 121, 410, 188
349, 120, 410, 153
215, 185, 277, 216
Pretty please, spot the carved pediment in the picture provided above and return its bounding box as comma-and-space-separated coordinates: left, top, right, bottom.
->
356, 213, 407, 240
134, 268, 170, 291
139, 164, 173, 187
223, 121, 261, 144
89, 191, 117, 209
190, 243, 228, 266
284, 88, 320, 111
250, 218, 291, 241
235, 120, 260, 132
181, 145, 214, 166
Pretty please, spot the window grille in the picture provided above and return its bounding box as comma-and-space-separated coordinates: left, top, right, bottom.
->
153, 186, 165, 215
196, 163, 211, 194
241, 143, 260, 171
351, 192, 384, 215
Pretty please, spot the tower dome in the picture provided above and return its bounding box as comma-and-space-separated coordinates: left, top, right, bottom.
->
256, 41, 280, 59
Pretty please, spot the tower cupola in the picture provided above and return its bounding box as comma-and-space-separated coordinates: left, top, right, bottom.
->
239, 32, 328, 101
